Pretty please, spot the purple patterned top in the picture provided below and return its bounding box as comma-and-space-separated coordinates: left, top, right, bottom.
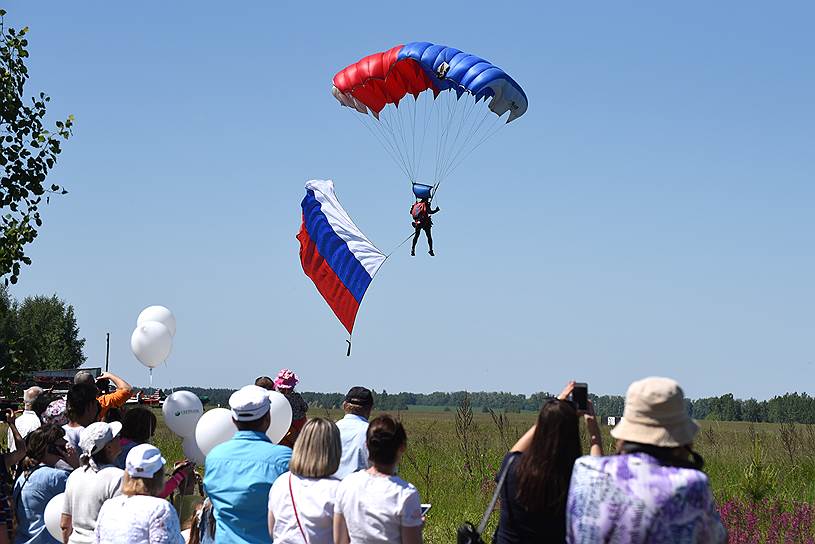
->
566, 453, 727, 544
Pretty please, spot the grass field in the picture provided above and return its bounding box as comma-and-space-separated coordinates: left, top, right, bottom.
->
6, 406, 812, 542
149, 405, 815, 543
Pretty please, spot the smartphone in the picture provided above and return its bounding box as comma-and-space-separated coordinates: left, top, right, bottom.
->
420, 503, 432, 516
572, 383, 588, 411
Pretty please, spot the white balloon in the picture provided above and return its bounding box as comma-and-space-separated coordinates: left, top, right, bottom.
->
130, 321, 173, 368
195, 408, 237, 456
137, 305, 177, 337
44, 492, 65, 541
182, 436, 206, 464
162, 391, 203, 438
266, 391, 293, 444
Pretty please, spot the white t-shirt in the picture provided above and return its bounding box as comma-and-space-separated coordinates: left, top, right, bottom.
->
7, 410, 41, 452
62, 424, 84, 452
63, 465, 124, 544
335, 470, 423, 543
94, 494, 185, 544
268, 472, 340, 544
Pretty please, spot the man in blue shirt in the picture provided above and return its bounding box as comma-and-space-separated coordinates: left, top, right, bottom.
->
334, 387, 374, 479
204, 385, 292, 543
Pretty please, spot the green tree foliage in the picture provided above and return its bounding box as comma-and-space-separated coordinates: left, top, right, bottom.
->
0, 10, 74, 285
0, 284, 17, 371
0, 287, 85, 395
14, 293, 85, 371
164, 386, 815, 424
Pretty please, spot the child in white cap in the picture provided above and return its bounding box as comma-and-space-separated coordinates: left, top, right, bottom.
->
94, 444, 184, 544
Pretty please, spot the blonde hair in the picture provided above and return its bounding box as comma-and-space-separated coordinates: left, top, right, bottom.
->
289, 418, 341, 478
121, 468, 165, 497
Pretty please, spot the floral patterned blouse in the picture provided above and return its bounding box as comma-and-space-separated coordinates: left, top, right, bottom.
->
566, 453, 727, 544
94, 494, 184, 544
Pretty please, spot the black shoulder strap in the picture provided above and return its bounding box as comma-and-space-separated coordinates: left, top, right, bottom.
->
477, 454, 516, 535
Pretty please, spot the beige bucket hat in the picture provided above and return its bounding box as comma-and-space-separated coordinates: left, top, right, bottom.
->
611, 377, 699, 448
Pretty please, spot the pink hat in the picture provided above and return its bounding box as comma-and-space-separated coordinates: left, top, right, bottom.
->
273, 368, 299, 390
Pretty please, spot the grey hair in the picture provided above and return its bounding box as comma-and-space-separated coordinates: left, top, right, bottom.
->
73, 371, 95, 386
23, 386, 43, 405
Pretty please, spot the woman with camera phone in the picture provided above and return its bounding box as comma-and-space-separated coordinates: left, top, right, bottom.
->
493, 381, 603, 544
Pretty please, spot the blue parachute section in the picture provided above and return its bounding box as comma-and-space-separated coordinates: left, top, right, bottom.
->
397, 41, 528, 122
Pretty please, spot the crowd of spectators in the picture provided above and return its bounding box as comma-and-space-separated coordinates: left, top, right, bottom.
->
0, 368, 727, 544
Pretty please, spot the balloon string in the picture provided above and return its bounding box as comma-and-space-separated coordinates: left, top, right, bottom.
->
164, 360, 175, 394
149, 368, 153, 388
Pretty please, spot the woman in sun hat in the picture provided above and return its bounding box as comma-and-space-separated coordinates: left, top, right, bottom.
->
61, 421, 124, 544
94, 443, 184, 544
566, 376, 727, 544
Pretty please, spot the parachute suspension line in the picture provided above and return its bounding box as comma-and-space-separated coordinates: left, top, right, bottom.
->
437, 106, 492, 182
387, 104, 406, 174
415, 92, 433, 184
432, 90, 470, 194
381, 109, 416, 182
439, 92, 463, 161
439, 112, 506, 184
437, 113, 494, 185
432, 95, 445, 188
408, 95, 418, 179
351, 111, 411, 182
433, 93, 456, 186
397, 97, 416, 182
375, 112, 408, 177
351, 108, 407, 179
439, 91, 479, 179
432, 91, 461, 188
391, 100, 414, 180
358, 117, 404, 176
377, 110, 414, 181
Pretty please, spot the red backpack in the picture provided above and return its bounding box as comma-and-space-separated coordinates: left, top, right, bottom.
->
411, 201, 428, 223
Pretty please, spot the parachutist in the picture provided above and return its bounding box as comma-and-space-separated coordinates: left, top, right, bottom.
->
410, 197, 439, 257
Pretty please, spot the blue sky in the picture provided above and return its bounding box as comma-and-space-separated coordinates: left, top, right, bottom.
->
5, 2, 814, 399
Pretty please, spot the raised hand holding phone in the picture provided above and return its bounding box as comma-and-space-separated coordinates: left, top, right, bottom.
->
571, 383, 588, 412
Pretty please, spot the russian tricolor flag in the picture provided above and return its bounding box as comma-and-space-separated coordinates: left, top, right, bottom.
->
297, 180, 386, 335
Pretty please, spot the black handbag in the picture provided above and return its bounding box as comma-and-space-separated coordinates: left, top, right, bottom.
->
457, 455, 515, 544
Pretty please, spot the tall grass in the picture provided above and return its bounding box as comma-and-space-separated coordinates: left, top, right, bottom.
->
150, 408, 815, 543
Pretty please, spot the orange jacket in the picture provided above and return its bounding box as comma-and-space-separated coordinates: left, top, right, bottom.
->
97, 388, 132, 420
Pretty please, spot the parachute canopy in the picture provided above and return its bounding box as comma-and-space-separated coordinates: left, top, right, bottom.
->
332, 41, 528, 122
297, 180, 386, 335
332, 42, 528, 191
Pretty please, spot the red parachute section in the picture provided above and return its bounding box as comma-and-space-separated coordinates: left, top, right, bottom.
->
332, 45, 437, 114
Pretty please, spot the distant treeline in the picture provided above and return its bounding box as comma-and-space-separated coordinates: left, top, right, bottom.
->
171, 387, 815, 424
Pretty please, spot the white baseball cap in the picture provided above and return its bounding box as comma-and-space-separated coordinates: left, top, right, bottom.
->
229, 385, 271, 421
126, 443, 166, 478
79, 421, 122, 456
